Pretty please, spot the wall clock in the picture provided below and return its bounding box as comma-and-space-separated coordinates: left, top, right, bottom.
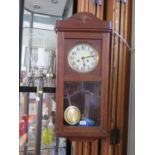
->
55, 12, 112, 138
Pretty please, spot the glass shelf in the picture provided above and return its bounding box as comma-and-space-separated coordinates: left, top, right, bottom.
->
20, 28, 56, 87
20, 1, 75, 153
19, 92, 66, 155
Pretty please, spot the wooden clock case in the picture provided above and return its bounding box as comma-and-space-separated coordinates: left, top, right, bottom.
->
55, 12, 112, 138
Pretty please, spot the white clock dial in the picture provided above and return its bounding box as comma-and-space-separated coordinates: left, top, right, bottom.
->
68, 43, 99, 73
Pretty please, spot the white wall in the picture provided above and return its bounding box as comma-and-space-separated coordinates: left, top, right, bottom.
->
127, 0, 135, 154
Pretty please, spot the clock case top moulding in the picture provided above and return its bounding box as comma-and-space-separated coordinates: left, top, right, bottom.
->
55, 12, 112, 32
55, 12, 112, 138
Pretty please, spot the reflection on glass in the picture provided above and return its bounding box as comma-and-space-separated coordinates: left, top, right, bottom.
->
33, 14, 61, 30
19, 93, 66, 155
64, 81, 101, 126
20, 28, 56, 87
23, 9, 32, 28
20, 0, 74, 153
19, 93, 37, 154
41, 94, 66, 155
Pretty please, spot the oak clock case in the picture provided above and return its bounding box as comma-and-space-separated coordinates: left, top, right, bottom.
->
55, 12, 112, 138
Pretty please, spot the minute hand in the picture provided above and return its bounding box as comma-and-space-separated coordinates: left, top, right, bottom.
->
82, 55, 96, 59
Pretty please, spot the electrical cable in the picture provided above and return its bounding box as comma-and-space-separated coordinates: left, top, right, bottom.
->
113, 31, 135, 52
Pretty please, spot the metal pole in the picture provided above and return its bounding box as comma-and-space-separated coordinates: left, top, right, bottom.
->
23, 76, 35, 155
23, 92, 29, 155
35, 72, 44, 155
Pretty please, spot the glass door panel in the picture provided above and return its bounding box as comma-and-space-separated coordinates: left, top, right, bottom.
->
20, 1, 74, 154
20, 28, 56, 87
63, 81, 101, 126
19, 92, 67, 154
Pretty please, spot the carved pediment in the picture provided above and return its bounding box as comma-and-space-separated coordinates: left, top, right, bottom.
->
55, 12, 112, 32
76, 14, 92, 23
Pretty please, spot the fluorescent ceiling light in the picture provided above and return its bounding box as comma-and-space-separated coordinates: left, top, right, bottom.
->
51, 0, 58, 4
33, 4, 41, 9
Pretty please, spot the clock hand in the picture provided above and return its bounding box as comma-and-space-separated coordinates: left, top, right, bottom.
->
82, 55, 96, 59
81, 57, 86, 67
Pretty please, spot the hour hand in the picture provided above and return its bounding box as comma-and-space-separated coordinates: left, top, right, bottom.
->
81, 57, 86, 67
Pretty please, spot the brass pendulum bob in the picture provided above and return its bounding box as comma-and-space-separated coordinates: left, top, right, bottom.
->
64, 93, 81, 125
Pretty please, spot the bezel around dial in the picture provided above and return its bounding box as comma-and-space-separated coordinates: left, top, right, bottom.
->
67, 43, 99, 73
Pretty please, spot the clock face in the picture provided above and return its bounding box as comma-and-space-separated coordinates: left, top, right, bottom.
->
68, 43, 99, 73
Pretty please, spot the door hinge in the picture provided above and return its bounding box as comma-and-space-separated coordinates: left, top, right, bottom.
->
110, 128, 120, 145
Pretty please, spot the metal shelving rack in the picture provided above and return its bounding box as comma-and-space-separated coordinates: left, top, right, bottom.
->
19, 1, 73, 154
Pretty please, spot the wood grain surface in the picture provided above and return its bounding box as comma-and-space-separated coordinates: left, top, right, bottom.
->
64, 0, 133, 154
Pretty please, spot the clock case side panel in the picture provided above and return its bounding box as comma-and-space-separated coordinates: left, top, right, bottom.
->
101, 33, 112, 135
56, 32, 65, 134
